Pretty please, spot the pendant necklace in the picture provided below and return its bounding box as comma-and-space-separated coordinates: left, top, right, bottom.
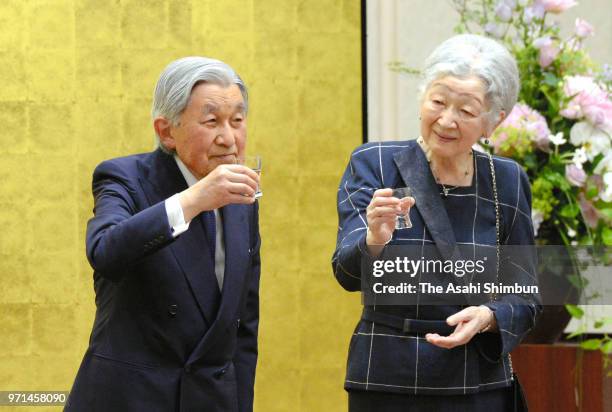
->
417, 137, 472, 197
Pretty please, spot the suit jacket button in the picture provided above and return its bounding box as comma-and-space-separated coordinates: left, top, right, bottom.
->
185, 364, 191, 373
213, 368, 227, 379
168, 304, 178, 316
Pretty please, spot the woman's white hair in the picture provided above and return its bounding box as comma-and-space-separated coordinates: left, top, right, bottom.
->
151, 56, 248, 153
419, 34, 519, 126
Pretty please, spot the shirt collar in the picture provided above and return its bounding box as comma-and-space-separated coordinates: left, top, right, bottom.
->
174, 155, 198, 188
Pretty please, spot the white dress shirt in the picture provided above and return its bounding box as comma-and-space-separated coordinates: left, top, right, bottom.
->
164, 156, 225, 289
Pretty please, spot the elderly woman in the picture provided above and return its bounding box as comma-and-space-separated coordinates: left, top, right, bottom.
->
332, 34, 541, 411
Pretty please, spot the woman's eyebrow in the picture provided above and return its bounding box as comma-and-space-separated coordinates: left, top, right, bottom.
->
430, 83, 484, 105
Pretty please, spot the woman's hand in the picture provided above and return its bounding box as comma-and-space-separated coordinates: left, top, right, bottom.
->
365, 189, 415, 256
425, 305, 496, 349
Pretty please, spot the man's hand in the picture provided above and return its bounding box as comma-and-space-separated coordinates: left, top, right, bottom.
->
179, 164, 260, 222
425, 305, 496, 349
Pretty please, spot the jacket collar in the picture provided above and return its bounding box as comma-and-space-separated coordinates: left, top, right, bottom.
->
392, 142, 461, 261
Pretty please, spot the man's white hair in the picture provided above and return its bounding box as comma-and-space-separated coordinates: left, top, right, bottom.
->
151, 57, 248, 153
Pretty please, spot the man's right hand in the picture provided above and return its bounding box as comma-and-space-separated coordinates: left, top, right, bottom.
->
178, 164, 260, 222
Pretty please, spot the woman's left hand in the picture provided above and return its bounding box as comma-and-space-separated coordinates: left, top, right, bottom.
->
425, 306, 496, 349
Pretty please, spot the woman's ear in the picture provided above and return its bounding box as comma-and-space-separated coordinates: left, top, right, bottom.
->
154, 117, 176, 151
487, 110, 506, 136
494, 110, 506, 130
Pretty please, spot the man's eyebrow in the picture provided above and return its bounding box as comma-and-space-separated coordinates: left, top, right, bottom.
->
202, 103, 218, 115
202, 102, 246, 114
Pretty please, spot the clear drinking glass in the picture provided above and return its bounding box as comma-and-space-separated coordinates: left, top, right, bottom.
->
238, 155, 262, 199
392, 187, 412, 229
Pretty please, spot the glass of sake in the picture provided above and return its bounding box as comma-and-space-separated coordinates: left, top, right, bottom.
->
392, 187, 412, 229
238, 155, 262, 199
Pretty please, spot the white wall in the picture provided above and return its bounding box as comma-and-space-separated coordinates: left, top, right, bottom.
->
366, 0, 612, 142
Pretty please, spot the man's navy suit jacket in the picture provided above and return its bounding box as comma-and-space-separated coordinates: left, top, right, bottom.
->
66, 149, 261, 412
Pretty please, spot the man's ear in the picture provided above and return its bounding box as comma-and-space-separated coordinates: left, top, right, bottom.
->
154, 117, 176, 150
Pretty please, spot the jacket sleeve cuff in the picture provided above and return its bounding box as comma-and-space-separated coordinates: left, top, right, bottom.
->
473, 309, 504, 363
475, 300, 530, 362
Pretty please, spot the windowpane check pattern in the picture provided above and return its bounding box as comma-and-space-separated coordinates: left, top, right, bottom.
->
332, 140, 541, 395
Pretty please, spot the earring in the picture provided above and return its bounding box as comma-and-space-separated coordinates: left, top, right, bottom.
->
482, 136, 490, 145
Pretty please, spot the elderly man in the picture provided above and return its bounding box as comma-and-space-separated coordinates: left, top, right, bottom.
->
66, 57, 261, 412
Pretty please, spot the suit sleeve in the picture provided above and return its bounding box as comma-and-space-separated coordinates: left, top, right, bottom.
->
86, 160, 175, 281
234, 202, 261, 412
478, 164, 542, 361
332, 145, 381, 292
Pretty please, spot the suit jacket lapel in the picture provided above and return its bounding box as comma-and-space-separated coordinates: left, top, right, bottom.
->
139, 149, 221, 325
392, 143, 461, 261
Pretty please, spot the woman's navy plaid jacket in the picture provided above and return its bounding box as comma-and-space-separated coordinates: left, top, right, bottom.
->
332, 140, 542, 396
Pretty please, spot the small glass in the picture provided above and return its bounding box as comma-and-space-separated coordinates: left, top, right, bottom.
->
238, 155, 262, 199
392, 187, 413, 229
